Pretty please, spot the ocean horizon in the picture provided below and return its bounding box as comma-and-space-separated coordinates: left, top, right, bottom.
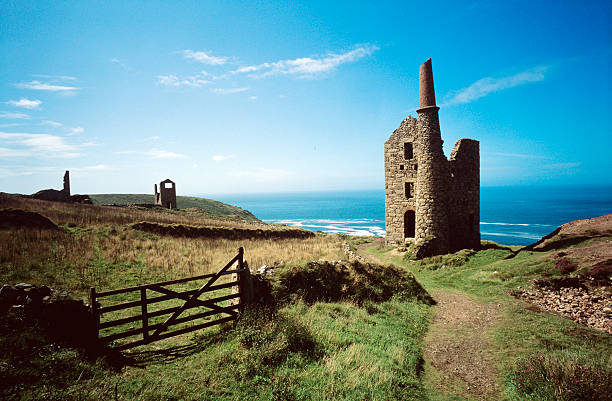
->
213, 185, 612, 246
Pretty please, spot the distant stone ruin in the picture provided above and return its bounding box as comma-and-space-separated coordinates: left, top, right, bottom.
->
30, 170, 92, 204
384, 59, 480, 256
154, 178, 177, 209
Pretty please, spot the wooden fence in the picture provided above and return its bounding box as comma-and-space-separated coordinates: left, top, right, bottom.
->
90, 247, 252, 351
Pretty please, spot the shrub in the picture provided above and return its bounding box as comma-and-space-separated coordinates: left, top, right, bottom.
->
555, 257, 578, 275
508, 351, 612, 400
271, 260, 435, 306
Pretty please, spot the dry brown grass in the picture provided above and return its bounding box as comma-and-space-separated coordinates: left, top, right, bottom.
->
0, 195, 345, 299
0, 193, 262, 229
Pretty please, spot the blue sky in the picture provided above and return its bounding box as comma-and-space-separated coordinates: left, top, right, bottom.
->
1, 0, 610, 195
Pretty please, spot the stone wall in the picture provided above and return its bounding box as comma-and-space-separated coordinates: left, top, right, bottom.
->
155, 179, 177, 209
384, 117, 418, 246
448, 139, 480, 251
384, 59, 480, 256
414, 107, 450, 254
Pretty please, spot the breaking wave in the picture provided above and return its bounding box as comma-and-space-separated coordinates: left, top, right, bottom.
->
266, 218, 386, 237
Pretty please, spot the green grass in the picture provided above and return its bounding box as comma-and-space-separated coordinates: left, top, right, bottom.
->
2, 285, 433, 401
361, 241, 612, 401
89, 194, 259, 222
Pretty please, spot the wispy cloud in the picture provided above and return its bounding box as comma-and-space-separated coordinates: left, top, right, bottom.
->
147, 148, 186, 159
6, 98, 42, 109
0, 132, 86, 158
542, 162, 581, 170
41, 120, 62, 127
113, 150, 138, 155
231, 44, 378, 79
70, 164, 111, 172
32, 74, 76, 81
181, 50, 228, 65
227, 168, 294, 181
0, 112, 30, 119
0, 147, 32, 157
212, 154, 235, 162
16, 80, 80, 92
442, 66, 547, 106
69, 126, 84, 135
489, 152, 549, 159
211, 87, 249, 95
157, 72, 212, 88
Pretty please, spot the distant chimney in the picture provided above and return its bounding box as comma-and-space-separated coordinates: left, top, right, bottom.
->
63, 170, 70, 196
419, 58, 437, 110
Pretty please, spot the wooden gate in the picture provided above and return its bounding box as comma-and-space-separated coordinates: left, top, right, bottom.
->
90, 247, 251, 351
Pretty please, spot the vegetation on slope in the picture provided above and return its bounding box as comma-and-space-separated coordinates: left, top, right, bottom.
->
89, 193, 259, 222
358, 230, 612, 401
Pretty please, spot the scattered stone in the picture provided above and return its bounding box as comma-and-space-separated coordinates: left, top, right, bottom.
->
514, 284, 612, 334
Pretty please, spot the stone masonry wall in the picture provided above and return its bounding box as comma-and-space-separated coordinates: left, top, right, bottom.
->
384, 59, 479, 255
414, 108, 450, 254
384, 117, 418, 246
448, 139, 480, 251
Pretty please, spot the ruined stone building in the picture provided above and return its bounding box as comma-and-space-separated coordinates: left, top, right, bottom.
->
384, 59, 480, 256
30, 170, 92, 204
155, 179, 177, 209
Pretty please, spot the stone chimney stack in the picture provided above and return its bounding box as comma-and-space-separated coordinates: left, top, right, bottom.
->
415, 58, 449, 254
63, 170, 70, 196
418, 58, 437, 110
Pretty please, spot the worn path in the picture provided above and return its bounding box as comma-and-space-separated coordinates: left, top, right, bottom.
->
423, 289, 501, 400
355, 242, 501, 400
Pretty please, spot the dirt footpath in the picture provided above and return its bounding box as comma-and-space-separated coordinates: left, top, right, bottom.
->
423, 289, 501, 400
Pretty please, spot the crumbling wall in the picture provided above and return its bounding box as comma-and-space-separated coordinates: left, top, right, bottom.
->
155, 179, 177, 209
383, 58, 480, 256
384, 117, 419, 246
448, 139, 480, 251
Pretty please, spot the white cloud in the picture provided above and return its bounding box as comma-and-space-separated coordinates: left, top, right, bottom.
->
181, 49, 228, 65
227, 168, 294, 182
70, 164, 110, 172
147, 148, 186, 159
16, 80, 80, 91
32, 74, 76, 81
6, 98, 42, 109
211, 87, 249, 95
231, 44, 378, 79
0, 147, 32, 157
113, 150, 138, 155
157, 73, 211, 88
212, 154, 235, 162
249, 96, 257, 100
489, 152, 549, 159
442, 66, 547, 106
0, 112, 30, 119
69, 126, 84, 135
41, 120, 62, 127
0, 132, 86, 158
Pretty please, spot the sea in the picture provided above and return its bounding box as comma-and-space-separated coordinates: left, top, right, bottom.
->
215, 186, 612, 246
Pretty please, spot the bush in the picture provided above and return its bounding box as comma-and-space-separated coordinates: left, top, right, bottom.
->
271, 260, 434, 306
555, 257, 577, 275
507, 351, 612, 400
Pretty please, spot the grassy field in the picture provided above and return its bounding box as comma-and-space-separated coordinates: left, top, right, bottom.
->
1, 195, 610, 400
89, 194, 258, 222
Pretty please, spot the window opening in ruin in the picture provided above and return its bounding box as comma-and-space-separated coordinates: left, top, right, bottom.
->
405, 182, 414, 198
399, 165, 404, 170
414, 164, 418, 171
404, 210, 415, 238
404, 142, 414, 159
